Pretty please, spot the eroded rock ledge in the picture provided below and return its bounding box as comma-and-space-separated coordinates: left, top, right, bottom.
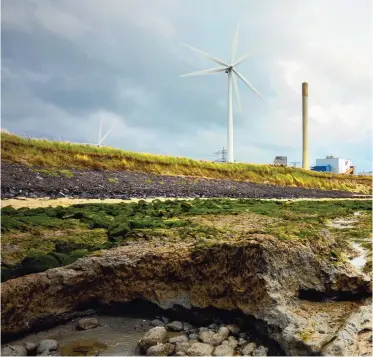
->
2, 237, 371, 356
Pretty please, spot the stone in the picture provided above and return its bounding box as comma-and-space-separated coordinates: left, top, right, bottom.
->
175, 352, 186, 356
188, 333, 198, 341
77, 317, 98, 330
199, 327, 209, 333
199, 327, 229, 347
167, 321, 183, 332
208, 323, 218, 330
161, 317, 169, 324
213, 345, 235, 356
24, 342, 37, 354
186, 342, 214, 356
183, 322, 193, 332
150, 319, 166, 328
175, 342, 192, 354
169, 335, 189, 344
226, 324, 240, 336
226, 336, 238, 349
239, 332, 247, 339
146, 343, 175, 356
36, 340, 58, 355
253, 346, 268, 356
139, 327, 168, 351
1, 345, 28, 356
238, 338, 247, 347
242, 342, 256, 356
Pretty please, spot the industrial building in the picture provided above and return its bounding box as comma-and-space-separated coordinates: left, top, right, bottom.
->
311, 156, 355, 174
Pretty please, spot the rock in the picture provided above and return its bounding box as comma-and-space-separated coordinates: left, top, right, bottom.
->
169, 335, 189, 344
213, 344, 235, 356
175, 352, 186, 356
175, 342, 192, 353
167, 321, 183, 332
199, 327, 209, 333
253, 346, 268, 356
239, 332, 247, 339
36, 340, 58, 355
242, 342, 256, 356
146, 343, 175, 356
23, 342, 37, 354
238, 338, 247, 347
160, 316, 169, 324
226, 324, 240, 336
183, 322, 193, 332
150, 319, 166, 328
208, 323, 218, 330
77, 317, 99, 330
226, 336, 238, 349
139, 327, 168, 351
199, 327, 229, 346
186, 342, 214, 356
1, 345, 28, 356
188, 333, 198, 341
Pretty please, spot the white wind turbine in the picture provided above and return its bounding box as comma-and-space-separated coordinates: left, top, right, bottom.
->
181, 24, 265, 163
98, 116, 117, 146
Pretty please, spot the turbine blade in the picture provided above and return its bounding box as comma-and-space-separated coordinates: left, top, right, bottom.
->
181, 42, 228, 66
233, 69, 265, 102
233, 52, 254, 67
99, 122, 117, 145
180, 66, 227, 77
230, 24, 240, 64
232, 73, 242, 114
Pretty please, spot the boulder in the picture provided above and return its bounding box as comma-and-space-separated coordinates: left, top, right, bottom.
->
36, 340, 58, 355
183, 322, 193, 332
226, 336, 238, 349
77, 317, 98, 330
188, 333, 198, 340
213, 345, 235, 356
150, 319, 166, 328
139, 327, 168, 351
242, 342, 256, 356
186, 342, 214, 356
1, 345, 27, 356
146, 343, 175, 356
199, 327, 230, 346
167, 321, 183, 332
23, 342, 37, 354
226, 324, 240, 336
253, 346, 268, 356
169, 335, 189, 344
175, 342, 192, 354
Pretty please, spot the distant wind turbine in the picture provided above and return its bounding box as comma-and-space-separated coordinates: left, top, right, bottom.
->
181, 24, 265, 163
98, 116, 117, 146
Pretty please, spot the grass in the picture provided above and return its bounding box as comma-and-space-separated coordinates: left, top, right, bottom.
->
1, 198, 371, 281
1, 132, 371, 193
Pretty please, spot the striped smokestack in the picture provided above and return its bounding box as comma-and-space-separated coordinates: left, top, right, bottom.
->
302, 82, 309, 170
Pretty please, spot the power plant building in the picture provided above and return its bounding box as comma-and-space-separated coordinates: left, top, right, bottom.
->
314, 156, 354, 174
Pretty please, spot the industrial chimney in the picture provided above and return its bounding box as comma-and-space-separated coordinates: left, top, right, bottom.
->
302, 82, 309, 170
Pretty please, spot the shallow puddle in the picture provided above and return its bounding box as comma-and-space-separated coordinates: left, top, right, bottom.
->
3, 315, 153, 356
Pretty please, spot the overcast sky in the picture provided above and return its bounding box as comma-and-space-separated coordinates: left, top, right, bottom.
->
2, 0, 372, 171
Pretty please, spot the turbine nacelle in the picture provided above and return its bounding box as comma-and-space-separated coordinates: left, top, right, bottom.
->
225, 66, 233, 73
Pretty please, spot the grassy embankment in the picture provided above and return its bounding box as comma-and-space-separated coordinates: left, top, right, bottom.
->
1, 132, 371, 193
2, 198, 371, 281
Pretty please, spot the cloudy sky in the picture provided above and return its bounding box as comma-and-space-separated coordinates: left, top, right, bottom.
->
2, 0, 372, 171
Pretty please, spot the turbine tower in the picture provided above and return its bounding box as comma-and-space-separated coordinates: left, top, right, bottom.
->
181, 24, 265, 163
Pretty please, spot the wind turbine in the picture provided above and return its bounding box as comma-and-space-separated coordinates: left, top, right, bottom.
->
97, 116, 117, 147
181, 24, 265, 163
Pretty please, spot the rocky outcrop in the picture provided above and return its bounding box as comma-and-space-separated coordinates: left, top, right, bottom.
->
1, 236, 371, 356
